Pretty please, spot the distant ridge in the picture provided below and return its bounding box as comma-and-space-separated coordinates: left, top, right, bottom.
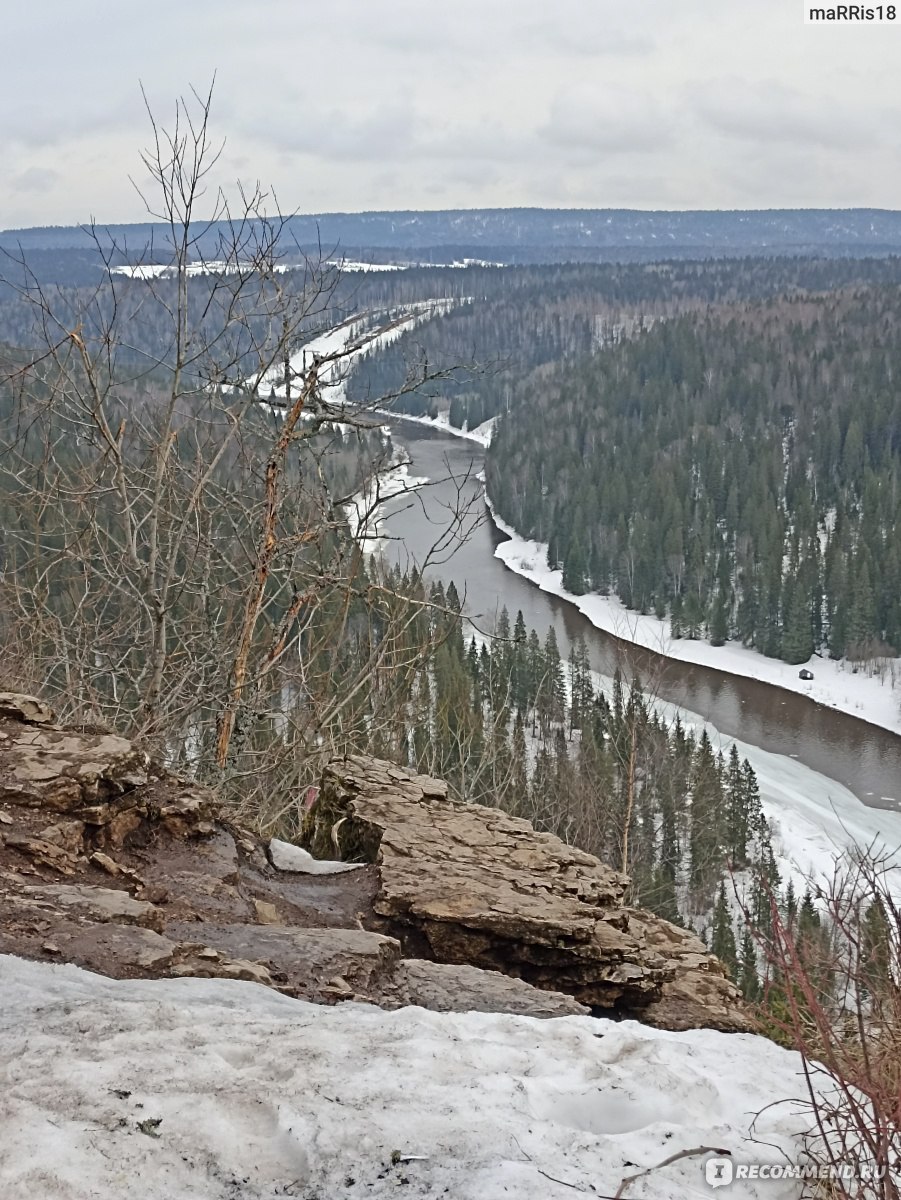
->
4, 208, 901, 261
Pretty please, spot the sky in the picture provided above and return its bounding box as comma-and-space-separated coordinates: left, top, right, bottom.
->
1, 0, 899, 228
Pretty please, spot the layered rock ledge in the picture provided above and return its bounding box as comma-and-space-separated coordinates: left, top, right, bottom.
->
307, 754, 752, 1031
0, 695, 750, 1031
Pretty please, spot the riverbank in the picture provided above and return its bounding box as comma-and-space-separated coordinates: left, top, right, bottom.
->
468, 624, 901, 895
376, 409, 497, 447
487, 503, 901, 743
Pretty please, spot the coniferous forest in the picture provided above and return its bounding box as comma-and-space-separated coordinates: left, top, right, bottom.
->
486, 289, 901, 665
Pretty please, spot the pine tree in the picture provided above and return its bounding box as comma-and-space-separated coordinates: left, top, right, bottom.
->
536, 626, 566, 732
749, 837, 780, 941
711, 882, 738, 977
725, 745, 751, 865
509, 712, 529, 817
861, 896, 892, 997
511, 610, 528, 712
709, 584, 729, 647
526, 629, 543, 725
847, 556, 878, 657
738, 926, 761, 1002
781, 575, 814, 664
562, 529, 589, 594
689, 731, 724, 905
783, 880, 797, 930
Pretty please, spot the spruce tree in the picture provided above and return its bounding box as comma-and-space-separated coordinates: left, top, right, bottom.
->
738, 926, 761, 1002
781, 576, 814, 664
688, 731, 724, 904
711, 882, 738, 977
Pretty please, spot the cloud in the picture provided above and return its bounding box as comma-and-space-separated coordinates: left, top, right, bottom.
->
0, 0, 900, 221
690, 80, 880, 151
10, 167, 61, 194
270, 102, 420, 163
518, 19, 654, 57
541, 85, 675, 154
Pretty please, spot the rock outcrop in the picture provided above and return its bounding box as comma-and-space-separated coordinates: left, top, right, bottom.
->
0, 696, 583, 1018
307, 754, 752, 1031
0, 696, 750, 1031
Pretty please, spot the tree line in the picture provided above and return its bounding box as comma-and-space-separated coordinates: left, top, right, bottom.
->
487, 289, 901, 665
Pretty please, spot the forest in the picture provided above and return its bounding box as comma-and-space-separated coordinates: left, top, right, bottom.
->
486, 288, 901, 666
0, 226, 892, 1016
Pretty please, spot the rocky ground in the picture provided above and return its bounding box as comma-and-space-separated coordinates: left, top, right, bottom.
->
0, 692, 750, 1030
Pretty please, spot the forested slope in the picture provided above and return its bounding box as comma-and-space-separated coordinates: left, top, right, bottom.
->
486, 289, 901, 665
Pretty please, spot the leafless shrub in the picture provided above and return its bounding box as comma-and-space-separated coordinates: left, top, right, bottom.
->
0, 85, 478, 830
750, 850, 901, 1199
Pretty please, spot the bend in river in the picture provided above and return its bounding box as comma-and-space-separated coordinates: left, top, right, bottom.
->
379, 421, 901, 813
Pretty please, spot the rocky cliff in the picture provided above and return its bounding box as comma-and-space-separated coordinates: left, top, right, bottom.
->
0, 693, 750, 1031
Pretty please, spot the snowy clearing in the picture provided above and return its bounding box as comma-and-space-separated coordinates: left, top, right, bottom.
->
334, 257, 502, 271
110, 260, 297, 279
110, 258, 501, 280
1, 953, 823, 1200
489, 504, 901, 739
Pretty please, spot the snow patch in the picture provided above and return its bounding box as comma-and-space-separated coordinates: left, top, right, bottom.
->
345, 457, 429, 556
381, 409, 498, 447
268, 839, 364, 875
0, 952, 821, 1200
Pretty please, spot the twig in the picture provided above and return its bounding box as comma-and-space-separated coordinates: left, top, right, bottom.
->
614, 1146, 731, 1199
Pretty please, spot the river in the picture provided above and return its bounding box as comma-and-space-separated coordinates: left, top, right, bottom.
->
379, 421, 901, 813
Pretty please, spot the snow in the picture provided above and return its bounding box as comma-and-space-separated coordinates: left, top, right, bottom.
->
268, 839, 365, 874
334, 257, 502, 271
345, 456, 429, 556
379, 409, 498, 447
112, 258, 502, 280
0, 952, 827, 1200
110, 260, 297, 279
488, 504, 901, 739
334, 260, 405, 272
256, 299, 457, 406
461, 627, 901, 901
653, 693, 901, 901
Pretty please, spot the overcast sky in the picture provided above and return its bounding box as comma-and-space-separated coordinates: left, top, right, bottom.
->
2, 0, 898, 228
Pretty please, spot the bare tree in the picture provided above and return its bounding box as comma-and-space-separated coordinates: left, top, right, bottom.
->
0, 83, 478, 828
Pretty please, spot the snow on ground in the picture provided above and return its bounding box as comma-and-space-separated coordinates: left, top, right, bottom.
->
584, 666, 901, 899
345, 456, 429, 556
336, 257, 503, 271
268, 839, 364, 874
378, 408, 498, 447
1, 952, 823, 1200
334, 260, 405, 272
484, 508, 901, 893
257, 299, 458, 406
657, 694, 901, 900
112, 258, 502, 280
110, 260, 297, 279
489, 505, 901, 739
460, 624, 901, 901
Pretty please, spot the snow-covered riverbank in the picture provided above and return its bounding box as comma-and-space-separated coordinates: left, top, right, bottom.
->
668, 698, 901, 899
463, 625, 901, 900
489, 504, 901, 741
345, 455, 428, 556
378, 409, 497, 447
1, 952, 820, 1200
